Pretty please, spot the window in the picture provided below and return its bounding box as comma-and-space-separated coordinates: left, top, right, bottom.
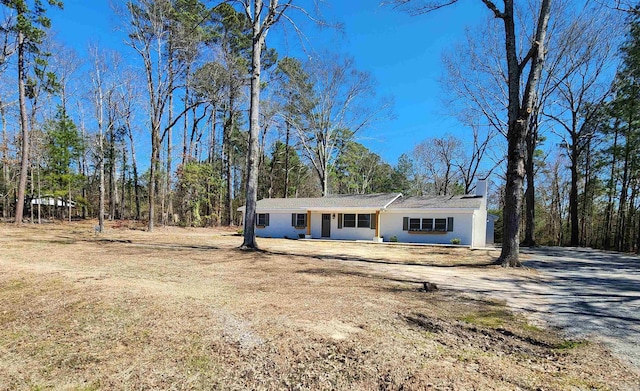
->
357, 214, 371, 228
410, 218, 432, 231
340, 213, 373, 229
403, 216, 454, 232
257, 213, 269, 227
296, 214, 306, 227
291, 213, 307, 228
343, 214, 356, 228
434, 218, 447, 231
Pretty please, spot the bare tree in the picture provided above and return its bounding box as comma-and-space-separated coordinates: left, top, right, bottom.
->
123, 0, 188, 232
234, 0, 293, 249
441, 22, 509, 139
411, 134, 463, 195
456, 123, 501, 194
88, 45, 108, 233
49, 41, 82, 114
607, 0, 639, 14
0, 15, 14, 220
289, 54, 391, 196
543, 4, 620, 246
388, 0, 552, 266
117, 68, 143, 221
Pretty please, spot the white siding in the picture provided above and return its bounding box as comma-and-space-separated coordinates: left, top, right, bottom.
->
471, 208, 488, 248
322, 210, 376, 240
379, 211, 475, 245
254, 210, 379, 240
310, 211, 378, 240
252, 207, 486, 247
254, 210, 307, 239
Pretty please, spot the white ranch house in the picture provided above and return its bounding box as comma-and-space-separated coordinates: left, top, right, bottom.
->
239, 180, 489, 248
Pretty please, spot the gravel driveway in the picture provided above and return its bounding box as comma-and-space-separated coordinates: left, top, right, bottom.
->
520, 247, 640, 370
335, 246, 640, 371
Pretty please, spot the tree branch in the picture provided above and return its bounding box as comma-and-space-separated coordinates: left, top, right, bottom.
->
480, 0, 504, 19
382, 0, 460, 16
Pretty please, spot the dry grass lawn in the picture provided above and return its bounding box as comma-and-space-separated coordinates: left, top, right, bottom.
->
0, 220, 638, 390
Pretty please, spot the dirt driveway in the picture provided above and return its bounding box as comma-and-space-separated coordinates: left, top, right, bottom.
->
290, 242, 640, 371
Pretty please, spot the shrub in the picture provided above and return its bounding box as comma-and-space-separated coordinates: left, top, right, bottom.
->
450, 238, 461, 245
389, 235, 399, 242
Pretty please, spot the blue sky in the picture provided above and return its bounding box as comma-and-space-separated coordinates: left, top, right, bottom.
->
48, 0, 490, 165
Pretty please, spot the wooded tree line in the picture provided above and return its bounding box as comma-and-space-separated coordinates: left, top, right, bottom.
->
0, 0, 389, 231
0, 0, 638, 255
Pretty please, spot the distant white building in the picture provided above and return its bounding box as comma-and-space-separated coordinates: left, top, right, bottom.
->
30, 196, 76, 208
239, 180, 489, 248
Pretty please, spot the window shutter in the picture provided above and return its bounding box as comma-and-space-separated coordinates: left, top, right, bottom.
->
292, 213, 296, 226
447, 217, 454, 232
370, 213, 376, 230
265, 214, 270, 226
338, 213, 343, 229
402, 217, 409, 231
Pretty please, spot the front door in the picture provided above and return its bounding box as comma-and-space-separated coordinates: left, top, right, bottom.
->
322, 214, 331, 238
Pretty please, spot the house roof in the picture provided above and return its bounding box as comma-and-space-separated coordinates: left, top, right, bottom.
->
386, 195, 483, 210
239, 192, 484, 212
245, 193, 403, 211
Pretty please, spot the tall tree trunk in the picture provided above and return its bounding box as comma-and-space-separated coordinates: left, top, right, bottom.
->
121, 143, 127, 219
626, 185, 637, 252
581, 137, 593, 247
67, 178, 71, 223
604, 124, 619, 249
1, 101, 8, 220
92, 53, 106, 233
284, 119, 290, 198
498, 0, 551, 267
501, 122, 526, 265
569, 143, 579, 246
500, 1, 525, 266
37, 165, 41, 224
165, 90, 173, 227
109, 127, 117, 220
617, 133, 631, 251
182, 93, 188, 166
15, 30, 29, 225
99, 134, 106, 232
322, 164, 328, 197
224, 89, 235, 226
148, 121, 159, 232
637, 207, 640, 254
80, 115, 88, 220
127, 126, 141, 221
29, 167, 34, 222
241, 13, 266, 249
523, 110, 539, 247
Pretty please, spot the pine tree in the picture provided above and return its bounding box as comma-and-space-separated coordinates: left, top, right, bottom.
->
2, 0, 63, 223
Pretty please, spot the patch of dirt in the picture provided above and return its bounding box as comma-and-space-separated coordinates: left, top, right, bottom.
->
0, 220, 638, 390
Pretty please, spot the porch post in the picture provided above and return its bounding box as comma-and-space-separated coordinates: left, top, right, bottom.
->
374, 211, 382, 242
306, 210, 311, 238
